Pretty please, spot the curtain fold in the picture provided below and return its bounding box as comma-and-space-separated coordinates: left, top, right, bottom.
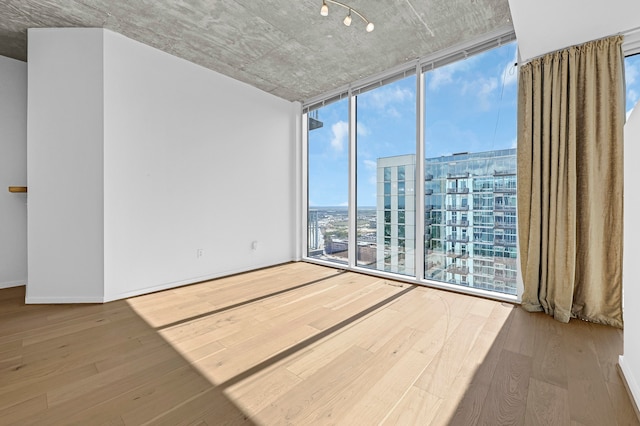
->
517, 36, 624, 327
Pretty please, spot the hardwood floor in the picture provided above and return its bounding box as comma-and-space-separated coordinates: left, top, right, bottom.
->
0, 262, 637, 425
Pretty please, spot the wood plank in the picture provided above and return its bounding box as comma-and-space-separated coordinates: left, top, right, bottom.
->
568, 379, 617, 426
0, 262, 635, 425
502, 306, 537, 356
144, 387, 252, 425
524, 378, 570, 425
0, 363, 98, 411
338, 327, 444, 424
476, 349, 532, 426
605, 380, 640, 426
283, 308, 400, 379
562, 320, 618, 425
414, 314, 488, 398
193, 324, 319, 384
530, 311, 568, 388
381, 386, 442, 426
225, 365, 303, 415
254, 345, 373, 424
308, 285, 405, 330
0, 394, 47, 424
434, 307, 513, 425
588, 321, 625, 384
47, 344, 179, 406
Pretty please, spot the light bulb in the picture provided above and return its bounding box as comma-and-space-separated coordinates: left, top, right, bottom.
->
320, 2, 328, 16
366, 22, 374, 32
343, 11, 352, 26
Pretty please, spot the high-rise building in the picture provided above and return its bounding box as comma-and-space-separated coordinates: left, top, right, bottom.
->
376, 155, 416, 275
377, 148, 517, 294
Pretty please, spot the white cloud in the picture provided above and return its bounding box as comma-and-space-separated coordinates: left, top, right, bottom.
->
330, 120, 348, 152
357, 121, 370, 137
428, 66, 455, 91
363, 159, 377, 170
626, 60, 640, 114
386, 107, 401, 118
425, 120, 484, 154
627, 62, 639, 86
338, 201, 348, 207
363, 86, 414, 111
628, 88, 639, 106
427, 59, 472, 91
460, 77, 498, 110
479, 78, 498, 96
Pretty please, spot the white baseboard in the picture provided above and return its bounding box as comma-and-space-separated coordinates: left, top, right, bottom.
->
25, 296, 105, 304
618, 355, 640, 421
103, 259, 294, 303
0, 280, 26, 289
23, 259, 295, 304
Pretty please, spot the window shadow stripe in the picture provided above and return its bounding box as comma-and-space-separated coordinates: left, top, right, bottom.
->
216, 285, 416, 390
157, 270, 347, 331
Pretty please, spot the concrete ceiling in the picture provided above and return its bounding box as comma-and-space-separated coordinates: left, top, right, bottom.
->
0, 0, 513, 102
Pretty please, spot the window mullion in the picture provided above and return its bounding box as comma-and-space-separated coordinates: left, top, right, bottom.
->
348, 88, 357, 268
415, 64, 426, 281
301, 110, 309, 261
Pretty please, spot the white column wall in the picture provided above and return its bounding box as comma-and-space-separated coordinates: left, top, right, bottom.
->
27, 29, 105, 302
102, 30, 296, 300
621, 104, 640, 410
0, 56, 27, 289
25, 27, 296, 303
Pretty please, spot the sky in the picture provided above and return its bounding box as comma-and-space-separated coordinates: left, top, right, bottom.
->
626, 54, 640, 118
308, 43, 640, 207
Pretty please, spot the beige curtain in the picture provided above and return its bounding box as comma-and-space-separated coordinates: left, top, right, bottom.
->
517, 35, 624, 327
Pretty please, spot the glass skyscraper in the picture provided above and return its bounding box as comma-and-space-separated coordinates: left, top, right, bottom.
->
377, 148, 517, 294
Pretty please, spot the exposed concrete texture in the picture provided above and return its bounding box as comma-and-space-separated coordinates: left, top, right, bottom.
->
0, 0, 512, 101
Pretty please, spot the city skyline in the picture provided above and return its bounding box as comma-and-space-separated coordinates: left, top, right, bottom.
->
308, 148, 518, 295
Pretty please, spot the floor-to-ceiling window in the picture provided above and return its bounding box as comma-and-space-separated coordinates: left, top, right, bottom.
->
355, 75, 417, 276
304, 31, 518, 300
304, 34, 640, 301
423, 41, 518, 295
306, 99, 349, 264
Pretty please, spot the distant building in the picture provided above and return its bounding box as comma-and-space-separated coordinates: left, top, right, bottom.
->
376, 155, 416, 275
377, 148, 517, 294
308, 210, 320, 251
325, 238, 348, 256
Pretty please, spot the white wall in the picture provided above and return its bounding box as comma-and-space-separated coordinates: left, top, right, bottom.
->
27, 29, 105, 302
0, 56, 27, 289
26, 27, 296, 303
509, 0, 640, 61
621, 103, 640, 411
102, 30, 296, 300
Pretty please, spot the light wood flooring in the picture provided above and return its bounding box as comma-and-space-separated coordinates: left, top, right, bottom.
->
0, 262, 638, 425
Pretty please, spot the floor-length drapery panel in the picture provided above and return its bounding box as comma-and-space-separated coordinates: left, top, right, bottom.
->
517, 36, 624, 327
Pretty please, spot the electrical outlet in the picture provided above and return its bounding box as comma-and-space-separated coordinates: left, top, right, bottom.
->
251, 241, 258, 251
196, 249, 204, 258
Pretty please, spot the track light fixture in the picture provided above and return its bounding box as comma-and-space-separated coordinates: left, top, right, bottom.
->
343, 10, 352, 26
320, 1, 329, 16
319, 0, 374, 32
